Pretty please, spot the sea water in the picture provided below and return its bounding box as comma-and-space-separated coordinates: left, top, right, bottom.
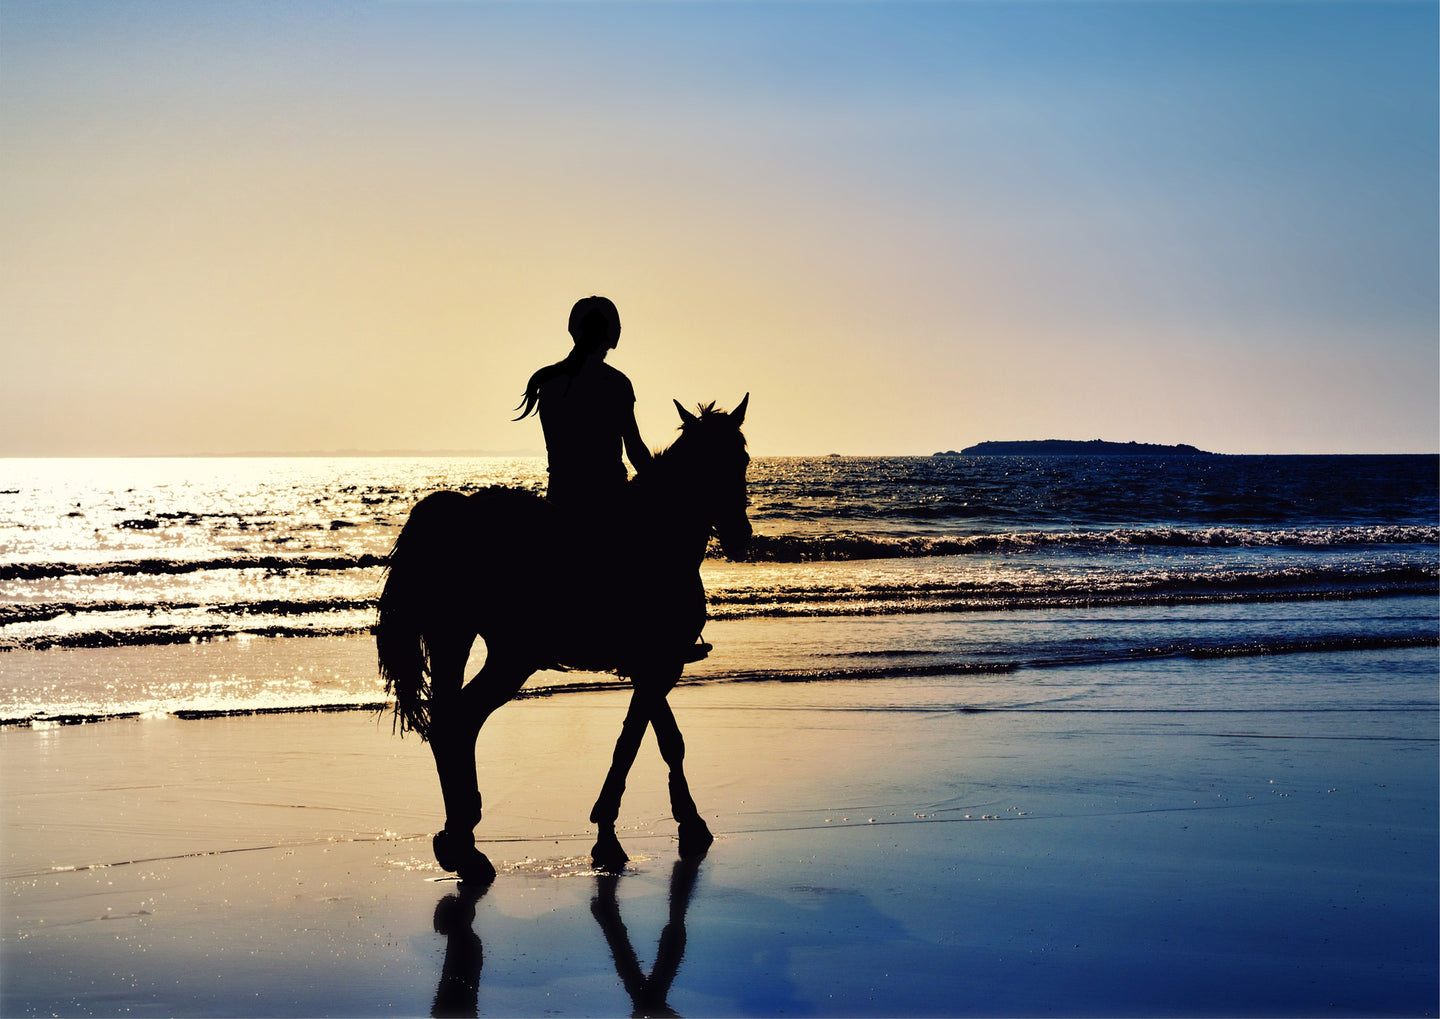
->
0, 455, 1435, 723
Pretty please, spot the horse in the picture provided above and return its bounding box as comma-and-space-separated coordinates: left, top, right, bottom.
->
377, 395, 751, 884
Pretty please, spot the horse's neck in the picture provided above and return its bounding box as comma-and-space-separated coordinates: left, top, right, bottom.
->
627, 474, 711, 566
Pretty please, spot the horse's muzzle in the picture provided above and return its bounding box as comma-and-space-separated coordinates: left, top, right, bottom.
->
718, 517, 752, 561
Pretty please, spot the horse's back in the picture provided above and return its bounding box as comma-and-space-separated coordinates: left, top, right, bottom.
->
388, 483, 705, 675
398, 487, 550, 549
386, 487, 549, 607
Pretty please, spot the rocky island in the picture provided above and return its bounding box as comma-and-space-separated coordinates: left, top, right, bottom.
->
936, 440, 1216, 457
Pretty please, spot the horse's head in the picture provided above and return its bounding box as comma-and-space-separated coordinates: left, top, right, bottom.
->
668, 394, 752, 560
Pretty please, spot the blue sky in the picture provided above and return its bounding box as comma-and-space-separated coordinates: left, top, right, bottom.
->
2, 0, 1435, 455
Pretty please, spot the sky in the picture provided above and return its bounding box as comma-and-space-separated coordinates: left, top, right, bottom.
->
2, 0, 1436, 457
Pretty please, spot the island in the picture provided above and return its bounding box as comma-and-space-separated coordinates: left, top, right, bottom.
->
936, 440, 1216, 457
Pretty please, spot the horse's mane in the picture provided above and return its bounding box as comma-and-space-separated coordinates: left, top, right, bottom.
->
641, 403, 746, 480
445, 403, 738, 514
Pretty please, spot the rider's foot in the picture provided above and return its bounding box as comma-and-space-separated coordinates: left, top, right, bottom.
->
683, 641, 713, 663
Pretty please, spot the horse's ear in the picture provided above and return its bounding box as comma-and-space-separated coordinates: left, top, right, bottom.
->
732, 393, 749, 426
674, 399, 698, 425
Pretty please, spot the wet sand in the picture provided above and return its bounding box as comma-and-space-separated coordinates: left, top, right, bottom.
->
3, 665, 1437, 1016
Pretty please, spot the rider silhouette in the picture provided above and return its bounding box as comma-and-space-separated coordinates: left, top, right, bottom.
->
517, 296, 710, 664
516, 296, 652, 511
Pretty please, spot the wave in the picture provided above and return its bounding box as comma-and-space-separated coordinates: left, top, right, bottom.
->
1, 701, 392, 728
5, 631, 1433, 728
5, 525, 1433, 580
5, 581, 1434, 653
2, 570, 1433, 651
0, 597, 376, 627
708, 565, 1439, 609
706, 633, 1440, 678
744, 525, 1440, 562
0, 553, 388, 582
705, 586, 1438, 621
0, 623, 365, 652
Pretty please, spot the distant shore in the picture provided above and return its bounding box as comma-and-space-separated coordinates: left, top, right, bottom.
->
940, 439, 1216, 456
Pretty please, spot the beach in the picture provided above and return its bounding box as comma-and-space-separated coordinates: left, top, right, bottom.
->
3, 454, 1436, 1015
4, 633, 1436, 1017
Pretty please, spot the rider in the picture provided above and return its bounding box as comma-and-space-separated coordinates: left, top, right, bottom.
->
516, 296, 709, 663
515, 296, 651, 511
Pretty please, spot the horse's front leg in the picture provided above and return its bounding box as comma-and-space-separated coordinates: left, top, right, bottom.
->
648, 695, 714, 858
590, 668, 712, 869
590, 688, 651, 870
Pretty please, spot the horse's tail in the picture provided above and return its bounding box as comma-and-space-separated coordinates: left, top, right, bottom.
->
376, 490, 472, 741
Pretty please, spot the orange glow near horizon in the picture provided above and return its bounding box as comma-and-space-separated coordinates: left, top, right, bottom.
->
2, 2, 1435, 456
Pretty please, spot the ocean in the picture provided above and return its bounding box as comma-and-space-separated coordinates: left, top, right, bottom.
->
1, 454, 1436, 725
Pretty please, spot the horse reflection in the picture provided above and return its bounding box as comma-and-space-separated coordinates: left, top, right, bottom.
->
428, 859, 706, 1019
591, 857, 705, 1019
430, 882, 488, 1018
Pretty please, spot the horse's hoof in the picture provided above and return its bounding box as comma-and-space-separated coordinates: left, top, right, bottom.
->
456, 850, 497, 886
591, 832, 630, 872
432, 829, 471, 871
433, 831, 497, 886
678, 819, 714, 858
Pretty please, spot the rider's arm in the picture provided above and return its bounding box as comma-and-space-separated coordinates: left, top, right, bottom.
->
622, 409, 653, 474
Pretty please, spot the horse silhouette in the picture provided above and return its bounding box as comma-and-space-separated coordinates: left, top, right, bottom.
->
378, 396, 751, 882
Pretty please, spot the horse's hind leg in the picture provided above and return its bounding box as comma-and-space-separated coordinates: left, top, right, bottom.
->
428, 642, 528, 885
649, 697, 714, 858
426, 636, 491, 883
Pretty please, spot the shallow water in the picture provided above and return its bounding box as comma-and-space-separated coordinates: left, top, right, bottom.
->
1, 455, 1434, 723
2, 595, 1434, 725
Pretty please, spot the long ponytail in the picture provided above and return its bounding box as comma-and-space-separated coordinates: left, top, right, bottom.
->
514, 296, 622, 420
514, 349, 586, 420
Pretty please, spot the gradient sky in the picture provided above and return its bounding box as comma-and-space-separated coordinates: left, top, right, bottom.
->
3, 0, 1436, 456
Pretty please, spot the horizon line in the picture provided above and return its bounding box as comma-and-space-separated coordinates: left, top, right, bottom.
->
2, 448, 1437, 459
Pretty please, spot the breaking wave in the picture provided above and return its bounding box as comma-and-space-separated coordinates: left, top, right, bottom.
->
744, 525, 1439, 562
2, 562, 1433, 652
3, 525, 1434, 581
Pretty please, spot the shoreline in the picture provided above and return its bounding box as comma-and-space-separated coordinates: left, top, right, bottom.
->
5, 594, 1438, 727
4, 669, 1436, 1017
